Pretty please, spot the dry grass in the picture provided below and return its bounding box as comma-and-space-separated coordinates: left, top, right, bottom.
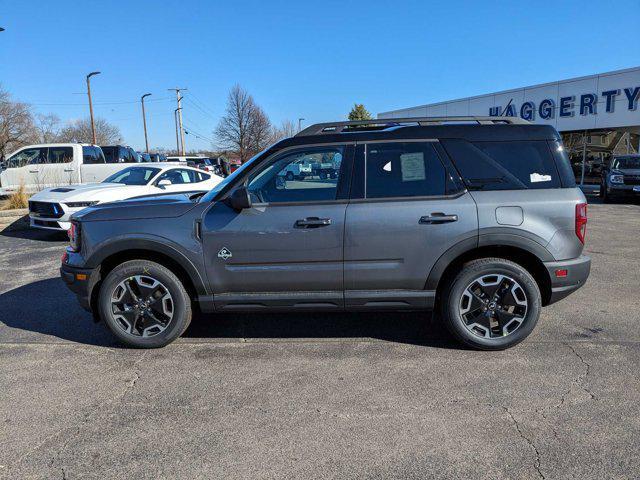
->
1, 183, 29, 210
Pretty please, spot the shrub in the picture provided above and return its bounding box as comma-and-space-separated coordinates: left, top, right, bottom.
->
1, 183, 29, 210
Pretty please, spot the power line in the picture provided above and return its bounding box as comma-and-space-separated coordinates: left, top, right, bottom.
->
186, 92, 218, 117
183, 96, 218, 121
29, 96, 174, 106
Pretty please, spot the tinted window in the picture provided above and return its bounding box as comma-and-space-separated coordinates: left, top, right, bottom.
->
473, 141, 560, 189
101, 146, 118, 163
47, 147, 73, 163
82, 146, 101, 164
104, 167, 160, 185
365, 142, 448, 198
549, 140, 576, 187
247, 146, 344, 203
156, 168, 205, 184
7, 147, 47, 167
612, 156, 640, 169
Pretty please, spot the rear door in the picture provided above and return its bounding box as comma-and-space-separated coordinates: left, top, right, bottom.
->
344, 140, 478, 309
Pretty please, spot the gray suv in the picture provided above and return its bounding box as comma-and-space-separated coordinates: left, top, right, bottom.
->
61, 117, 591, 350
600, 154, 640, 202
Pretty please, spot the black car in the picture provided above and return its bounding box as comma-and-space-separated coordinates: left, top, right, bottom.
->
100, 145, 140, 164
600, 154, 640, 202
149, 153, 167, 163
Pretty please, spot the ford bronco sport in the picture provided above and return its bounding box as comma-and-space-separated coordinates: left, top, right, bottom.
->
60, 116, 591, 350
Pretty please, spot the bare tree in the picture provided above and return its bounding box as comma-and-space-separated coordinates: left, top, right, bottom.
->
0, 86, 37, 160
248, 104, 273, 155
58, 117, 122, 145
272, 119, 297, 142
214, 85, 255, 163
34, 113, 62, 143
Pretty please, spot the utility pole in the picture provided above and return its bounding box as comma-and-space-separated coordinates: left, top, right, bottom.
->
140, 93, 152, 153
174, 107, 182, 154
86, 71, 101, 144
298, 118, 305, 132
168, 88, 187, 155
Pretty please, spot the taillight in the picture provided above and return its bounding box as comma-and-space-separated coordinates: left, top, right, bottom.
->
575, 202, 587, 244
68, 222, 81, 252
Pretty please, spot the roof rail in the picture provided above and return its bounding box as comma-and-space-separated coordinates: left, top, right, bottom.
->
295, 116, 530, 137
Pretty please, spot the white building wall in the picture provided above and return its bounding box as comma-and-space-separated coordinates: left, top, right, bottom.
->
378, 67, 640, 132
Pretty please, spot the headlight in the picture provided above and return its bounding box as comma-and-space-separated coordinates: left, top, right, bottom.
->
64, 201, 98, 208
68, 222, 81, 252
609, 174, 624, 184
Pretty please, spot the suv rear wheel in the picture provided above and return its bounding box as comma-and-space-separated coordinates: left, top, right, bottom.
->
98, 260, 192, 348
440, 258, 541, 350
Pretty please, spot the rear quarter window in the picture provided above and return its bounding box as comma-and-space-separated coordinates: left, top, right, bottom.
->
442, 139, 561, 190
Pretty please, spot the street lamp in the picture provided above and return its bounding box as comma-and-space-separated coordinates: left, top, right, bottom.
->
86, 71, 101, 144
141, 93, 152, 153
298, 117, 305, 132
0, 27, 5, 32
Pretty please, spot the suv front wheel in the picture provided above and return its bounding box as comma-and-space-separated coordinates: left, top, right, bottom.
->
98, 260, 192, 348
440, 258, 541, 350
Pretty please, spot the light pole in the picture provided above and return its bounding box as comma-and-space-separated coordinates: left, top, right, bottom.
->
168, 88, 187, 155
141, 93, 152, 153
0, 27, 5, 32
298, 118, 305, 132
86, 71, 101, 144
174, 107, 182, 154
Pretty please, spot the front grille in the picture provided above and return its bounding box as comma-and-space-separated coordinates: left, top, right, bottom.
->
623, 175, 640, 186
29, 201, 63, 218
33, 219, 61, 228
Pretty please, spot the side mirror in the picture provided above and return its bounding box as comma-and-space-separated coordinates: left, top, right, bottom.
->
229, 186, 252, 211
157, 179, 172, 188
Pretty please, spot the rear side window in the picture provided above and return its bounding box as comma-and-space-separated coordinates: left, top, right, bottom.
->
442, 139, 560, 190
48, 147, 73, 164
82, 146, 103, 164
365, 142, 450, 198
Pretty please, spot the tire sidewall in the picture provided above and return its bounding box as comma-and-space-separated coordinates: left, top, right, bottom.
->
443, 260, 541, 350
98, 261, 190, 348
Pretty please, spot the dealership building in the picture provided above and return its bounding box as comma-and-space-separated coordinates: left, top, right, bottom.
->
378, 66, 640, 187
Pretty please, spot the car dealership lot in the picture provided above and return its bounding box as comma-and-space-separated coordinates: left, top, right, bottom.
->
1, 200, 639, 479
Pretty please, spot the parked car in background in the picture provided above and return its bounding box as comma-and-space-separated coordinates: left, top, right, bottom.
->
138, 152, 152, 162
0, 143, 126, 194
188, 157, 217, 173
600, 154, 640, 202
29, 165, 222, 231
149, 153, 167, 162
61, 117, 590, 349
100, 145, 140, 164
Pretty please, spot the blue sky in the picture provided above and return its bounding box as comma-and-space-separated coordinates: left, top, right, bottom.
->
1, 0, 639, 151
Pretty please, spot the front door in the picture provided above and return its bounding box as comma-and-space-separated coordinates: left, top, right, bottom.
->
344, 140, 478, 309
202, 144, 353, 310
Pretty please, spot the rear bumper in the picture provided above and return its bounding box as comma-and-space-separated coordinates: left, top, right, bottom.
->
544, 255, 591, 305
60, 262, 100, 312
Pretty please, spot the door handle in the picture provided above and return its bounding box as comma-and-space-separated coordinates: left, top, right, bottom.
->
295, 217, 332, 228
28, 169, 39, 173
64, 168, 75, 172
419, 212, 458, 224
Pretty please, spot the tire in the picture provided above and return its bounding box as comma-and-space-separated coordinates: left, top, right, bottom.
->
286, 172, 294, 181
98, 260, 192, 348
439, 258, 541, 350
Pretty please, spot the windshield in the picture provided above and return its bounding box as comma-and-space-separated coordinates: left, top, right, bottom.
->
103, 166, 161, 185
612, 156, 640, 170
199, 151, 266, 203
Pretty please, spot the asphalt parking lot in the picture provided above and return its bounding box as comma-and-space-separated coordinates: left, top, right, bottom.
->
1, 199, 639, 479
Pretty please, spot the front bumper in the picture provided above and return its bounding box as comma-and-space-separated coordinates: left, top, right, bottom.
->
544, 255, 591, 305
60, 261, 100, 312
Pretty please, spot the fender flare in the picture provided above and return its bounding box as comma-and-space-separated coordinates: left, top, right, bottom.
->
85, 235, 209, 295
425, 231, 553, 291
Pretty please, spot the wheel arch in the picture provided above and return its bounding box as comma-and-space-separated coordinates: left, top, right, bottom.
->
86, 239, 208, 314
427, 238, 553, 306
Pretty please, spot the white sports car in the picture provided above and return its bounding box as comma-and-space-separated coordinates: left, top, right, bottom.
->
28, 165, 223, 231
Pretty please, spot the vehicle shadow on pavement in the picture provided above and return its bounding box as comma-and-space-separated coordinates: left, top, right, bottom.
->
0, 278, 461, 349
0, 227, 68, 242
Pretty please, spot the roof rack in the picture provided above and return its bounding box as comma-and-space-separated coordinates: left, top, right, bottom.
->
295, 116, 530, 137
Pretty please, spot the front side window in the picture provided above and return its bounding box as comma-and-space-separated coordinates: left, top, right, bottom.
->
612, 156, 640, 170
104, 167, 160, 185
156, 168, 206, 184
246, 146, 344, 203
6, 147, 47, 167
365, 142, 448, 198
101, 147, 118, 163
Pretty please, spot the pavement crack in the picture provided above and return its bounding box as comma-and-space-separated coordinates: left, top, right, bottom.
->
503, 407, 545, 479
562, 342, 596, 402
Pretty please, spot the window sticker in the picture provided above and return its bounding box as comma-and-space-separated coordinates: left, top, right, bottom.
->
530, 172, 552, 183
400, 152, 426, 181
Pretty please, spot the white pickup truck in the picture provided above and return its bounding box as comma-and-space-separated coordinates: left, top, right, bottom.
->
0, 143, 143, 194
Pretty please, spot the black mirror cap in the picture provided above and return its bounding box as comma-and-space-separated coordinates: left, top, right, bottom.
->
229, 186, 252, 211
